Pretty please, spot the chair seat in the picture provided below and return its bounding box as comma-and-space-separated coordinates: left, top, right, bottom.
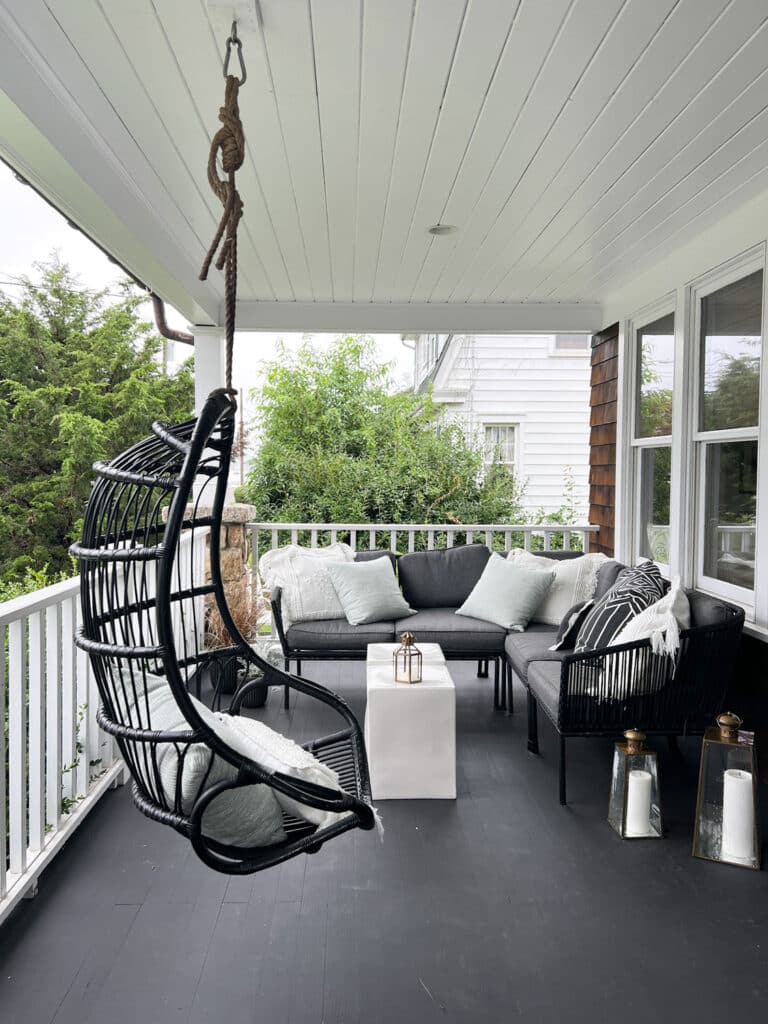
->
505, 625, 565, 685
528, 661, 562, 722
396, 608, 506, 654
285, 618, 395, 650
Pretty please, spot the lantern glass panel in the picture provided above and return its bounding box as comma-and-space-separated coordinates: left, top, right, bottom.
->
608, 747, 662, 839
693, 727, 759, 869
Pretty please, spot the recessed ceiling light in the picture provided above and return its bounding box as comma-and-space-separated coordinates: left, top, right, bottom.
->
428, 223, 457, 236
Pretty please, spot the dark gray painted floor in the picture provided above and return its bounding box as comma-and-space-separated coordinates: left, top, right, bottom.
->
1, 661, 767, 1024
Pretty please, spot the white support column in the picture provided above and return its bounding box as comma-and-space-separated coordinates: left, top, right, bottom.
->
192, 326, 226, 413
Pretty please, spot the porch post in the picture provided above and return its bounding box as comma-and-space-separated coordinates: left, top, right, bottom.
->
192, 326, 226, 414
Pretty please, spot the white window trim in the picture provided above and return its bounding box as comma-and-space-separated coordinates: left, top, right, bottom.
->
482, 421, 522, 477
686, 243, 766, 616
624, 294, 676, 575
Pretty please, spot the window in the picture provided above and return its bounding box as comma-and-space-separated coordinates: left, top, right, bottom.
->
484, 424, 518, 470
695, 269, 762, 595
630, 311, 675, 569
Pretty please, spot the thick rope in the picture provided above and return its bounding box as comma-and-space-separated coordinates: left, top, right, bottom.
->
200, 75, 245, 394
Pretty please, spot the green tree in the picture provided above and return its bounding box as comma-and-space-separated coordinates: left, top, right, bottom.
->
240, 336, 525, 532
0, 256, 194, 581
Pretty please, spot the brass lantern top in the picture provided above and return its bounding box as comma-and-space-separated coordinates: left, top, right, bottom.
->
399, 631, 416, 648
618, 728, 647, 756
716, 712, 743, 743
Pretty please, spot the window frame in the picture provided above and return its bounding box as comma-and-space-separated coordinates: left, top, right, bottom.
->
482, 421, 520, 475
687, 247, 767, 612
626, 295, 677, 577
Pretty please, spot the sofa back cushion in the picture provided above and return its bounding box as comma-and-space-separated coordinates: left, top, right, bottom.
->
687, 591, 736, 629
398, 544, 491, 608
355, 549, 398, 571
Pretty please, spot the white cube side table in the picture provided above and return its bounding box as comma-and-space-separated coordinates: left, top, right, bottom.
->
364, 644, 456, 800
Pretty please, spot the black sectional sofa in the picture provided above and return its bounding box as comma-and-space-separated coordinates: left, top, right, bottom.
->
269, 543, 745, 803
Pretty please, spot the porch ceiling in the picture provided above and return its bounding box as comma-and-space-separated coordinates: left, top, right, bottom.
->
1, 1, 768, 329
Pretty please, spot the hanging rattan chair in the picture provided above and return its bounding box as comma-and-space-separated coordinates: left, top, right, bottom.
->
71, 389, 376, 874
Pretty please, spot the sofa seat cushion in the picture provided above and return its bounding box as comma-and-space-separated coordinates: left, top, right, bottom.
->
395, 607, 506, 653
286, 618, 395, 650
398, 544, 491, 608
505, 626, 566, 686
528, 661, 563, 722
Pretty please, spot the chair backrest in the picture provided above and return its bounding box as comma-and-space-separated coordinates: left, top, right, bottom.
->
73, 391, 242, 825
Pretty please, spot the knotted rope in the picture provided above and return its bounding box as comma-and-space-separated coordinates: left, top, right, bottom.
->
200, 74, 245, 394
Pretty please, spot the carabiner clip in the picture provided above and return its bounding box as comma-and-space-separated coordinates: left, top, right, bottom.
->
223, 21, 247, 84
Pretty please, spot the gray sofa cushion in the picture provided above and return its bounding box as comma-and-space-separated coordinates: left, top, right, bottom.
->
355, 549, 398, 571
398, 544, 491, 608
505, 625, 566, 685
286, 618, 395, 650
395, 608, 505, 653
528, 661, 562, 721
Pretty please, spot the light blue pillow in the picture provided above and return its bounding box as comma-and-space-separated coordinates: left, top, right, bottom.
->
327, 557, 415, 625
456, 553, 554, 631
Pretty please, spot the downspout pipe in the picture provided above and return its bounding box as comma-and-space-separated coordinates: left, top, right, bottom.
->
151, 293, 194, 346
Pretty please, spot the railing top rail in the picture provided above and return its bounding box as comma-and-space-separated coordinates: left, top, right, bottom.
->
0, 574, 81, 626
248, 521, 599, 532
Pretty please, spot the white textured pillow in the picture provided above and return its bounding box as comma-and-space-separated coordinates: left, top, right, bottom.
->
258, 543, 355, 627
506, 549, 608, 626
127, 676, 286, 848
611, 577, 690, 656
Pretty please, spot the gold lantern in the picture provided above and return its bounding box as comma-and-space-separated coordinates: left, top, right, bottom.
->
608, 729, 663, 839
393, 632, 422, 684
692, 713, 760, 870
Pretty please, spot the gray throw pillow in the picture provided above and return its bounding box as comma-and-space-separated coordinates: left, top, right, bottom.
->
327, 557, 415, 625
549, 600, 595, 651
456, 553, 554, 631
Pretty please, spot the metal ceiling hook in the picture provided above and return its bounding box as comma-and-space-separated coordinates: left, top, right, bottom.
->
224, 21, 247, 84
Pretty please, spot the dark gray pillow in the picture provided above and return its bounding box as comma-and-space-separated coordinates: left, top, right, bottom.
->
574, 561, 667, 653
398, 544, 491, 609
549, 600, 595, 651
594, 560, 627, 599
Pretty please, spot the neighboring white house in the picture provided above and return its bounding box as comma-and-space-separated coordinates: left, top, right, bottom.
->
408, 333, 591, 518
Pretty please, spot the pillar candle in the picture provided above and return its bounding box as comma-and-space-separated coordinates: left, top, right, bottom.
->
626, 769, 653, 836
722, 769, 755, 863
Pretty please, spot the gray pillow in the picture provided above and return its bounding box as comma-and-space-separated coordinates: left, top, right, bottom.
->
328, 557, 415, 625
456, 553, 554, 631
549, 599, 595, 651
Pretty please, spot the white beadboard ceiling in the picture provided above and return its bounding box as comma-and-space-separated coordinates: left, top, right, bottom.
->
1, 0, 768, 329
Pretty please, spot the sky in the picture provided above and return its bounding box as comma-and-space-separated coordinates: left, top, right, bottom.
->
0, 161, 415, 427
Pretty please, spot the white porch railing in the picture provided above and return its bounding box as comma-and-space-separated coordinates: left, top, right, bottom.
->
249, 521, 600, 584
0, 530, 206, 927
0, 575, 123, 926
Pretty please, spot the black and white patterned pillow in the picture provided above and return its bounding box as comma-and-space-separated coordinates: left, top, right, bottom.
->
574, 562, 666, 653
549, 600, 595, 651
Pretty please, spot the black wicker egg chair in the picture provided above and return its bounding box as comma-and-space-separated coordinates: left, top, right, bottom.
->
71, 389, 376, 874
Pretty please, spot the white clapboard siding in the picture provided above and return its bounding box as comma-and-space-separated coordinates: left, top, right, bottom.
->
418, 334, 590, 517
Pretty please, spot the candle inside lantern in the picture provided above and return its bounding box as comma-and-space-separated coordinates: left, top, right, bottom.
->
722, 769, 755, 864
626, 769, 653, 836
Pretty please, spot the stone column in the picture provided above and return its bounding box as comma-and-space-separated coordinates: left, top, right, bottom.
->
218, 502, 257, 604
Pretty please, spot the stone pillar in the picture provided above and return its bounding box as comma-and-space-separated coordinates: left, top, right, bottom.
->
218, 503, 257, 604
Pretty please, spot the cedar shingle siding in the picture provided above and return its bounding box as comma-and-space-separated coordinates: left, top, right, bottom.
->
589, 325, 619, 556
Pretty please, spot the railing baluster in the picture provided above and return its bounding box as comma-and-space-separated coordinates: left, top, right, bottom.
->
485, 530, 492, 549
9, 617, 27, 875
543, 530, 552, 552
447, 530, 455, 548
369, 529, 376, 550
427, 530, 434, 550
310, 529, 318, 548
28, 611, 46, 854
291, 528, 298, 545
390, 530, 397, 552
522, 530, 531, 551
271, 528, 278, 550
350, 529, 357, 551
563, 529, 572, 551
61, 599, 76, 807
0, 624, 7, 899
330, 529, 337, 544
408, 529, 416, 553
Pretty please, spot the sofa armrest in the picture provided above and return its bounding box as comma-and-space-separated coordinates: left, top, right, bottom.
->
270, 585, 290, 657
